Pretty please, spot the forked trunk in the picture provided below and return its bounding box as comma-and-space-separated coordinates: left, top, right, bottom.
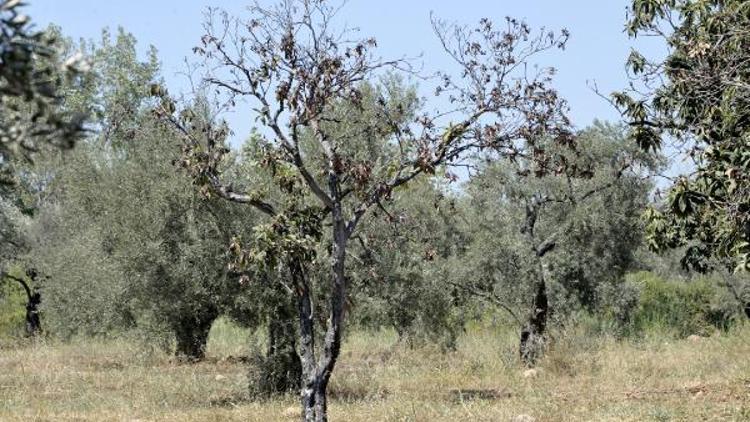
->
292, 214, 348, 422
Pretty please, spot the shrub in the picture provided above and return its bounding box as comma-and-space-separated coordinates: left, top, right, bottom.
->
0, 279, 26, 339
627, 272, 736, 337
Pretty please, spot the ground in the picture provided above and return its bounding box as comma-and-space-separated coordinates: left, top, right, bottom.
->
0, 320, 748, 421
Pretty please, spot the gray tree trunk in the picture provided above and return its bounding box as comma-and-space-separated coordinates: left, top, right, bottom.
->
292, 203, 348, 422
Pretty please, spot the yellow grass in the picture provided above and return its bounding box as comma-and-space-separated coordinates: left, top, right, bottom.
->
1, 319, 748, 421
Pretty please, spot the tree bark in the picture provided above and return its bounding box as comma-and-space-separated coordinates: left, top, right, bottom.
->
174, 308, 218, 361
289, 257, 317, 422
311, 210, 348, 422
252, 300, 302, 395
290, 204, 349, 422
520, 279, 548, 366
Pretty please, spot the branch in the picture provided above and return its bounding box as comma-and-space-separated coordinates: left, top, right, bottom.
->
447, 280, 524, 327
535, 236, 557, 257
158, 111, 277, 216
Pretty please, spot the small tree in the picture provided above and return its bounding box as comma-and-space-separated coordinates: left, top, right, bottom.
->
156, 1, 571, 419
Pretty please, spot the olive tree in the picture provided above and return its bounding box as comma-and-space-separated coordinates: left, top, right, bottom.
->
351, 176, 469, 350
155, 1, 572, 419
26, 30, 265, 360
1, 1, 88, 333
458, 122, 656, 364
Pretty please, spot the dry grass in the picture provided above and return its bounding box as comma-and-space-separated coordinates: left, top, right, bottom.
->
1, 319, 749, 421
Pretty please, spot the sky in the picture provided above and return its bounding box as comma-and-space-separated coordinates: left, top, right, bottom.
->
27, 1, 666, 147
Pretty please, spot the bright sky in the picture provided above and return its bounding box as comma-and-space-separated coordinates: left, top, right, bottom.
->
28, 1, 665, 144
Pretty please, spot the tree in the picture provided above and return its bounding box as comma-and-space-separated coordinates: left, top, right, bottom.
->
617, 0, 750, 278
351, 177, 469, 350
1, 1, 88, 333
459, 122, 655, 364
155, 2, 572, 420
25, 30, 267, 361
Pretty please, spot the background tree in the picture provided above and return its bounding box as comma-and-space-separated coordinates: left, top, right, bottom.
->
155, 1, 573, 419
351, 177, 469, 351
457, 122, 656, 364
1, 1, 89, 334
26, 30, 266, 360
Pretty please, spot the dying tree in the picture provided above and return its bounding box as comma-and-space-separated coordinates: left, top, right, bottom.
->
155, 1, 572, 419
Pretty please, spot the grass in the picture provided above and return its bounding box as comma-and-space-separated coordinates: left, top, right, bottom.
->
1, 319, 749, 421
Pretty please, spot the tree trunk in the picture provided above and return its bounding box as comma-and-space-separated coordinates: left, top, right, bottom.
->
291, 208, 348, 422
312, 215, 348, 422
174, 308, 218, 361
25, 291, 42, 336
251, 300, 302, 395
520, 279, 548, 366
288, 257, 317, 422
5, 273, 42, 336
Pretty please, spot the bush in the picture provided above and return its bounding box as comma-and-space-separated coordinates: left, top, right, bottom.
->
626, 272, 736, 337
0, 276, 28, 339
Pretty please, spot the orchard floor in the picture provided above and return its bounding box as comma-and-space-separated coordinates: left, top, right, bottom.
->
1, 320, 749, 421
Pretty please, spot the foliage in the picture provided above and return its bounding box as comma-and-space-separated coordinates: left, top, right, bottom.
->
0, 0, 87, 164
460, 122, 656, 322
25, 30, 264, 357
351, 178, 469, 350
625, 272, 738, 337
619, 0, 750, 272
